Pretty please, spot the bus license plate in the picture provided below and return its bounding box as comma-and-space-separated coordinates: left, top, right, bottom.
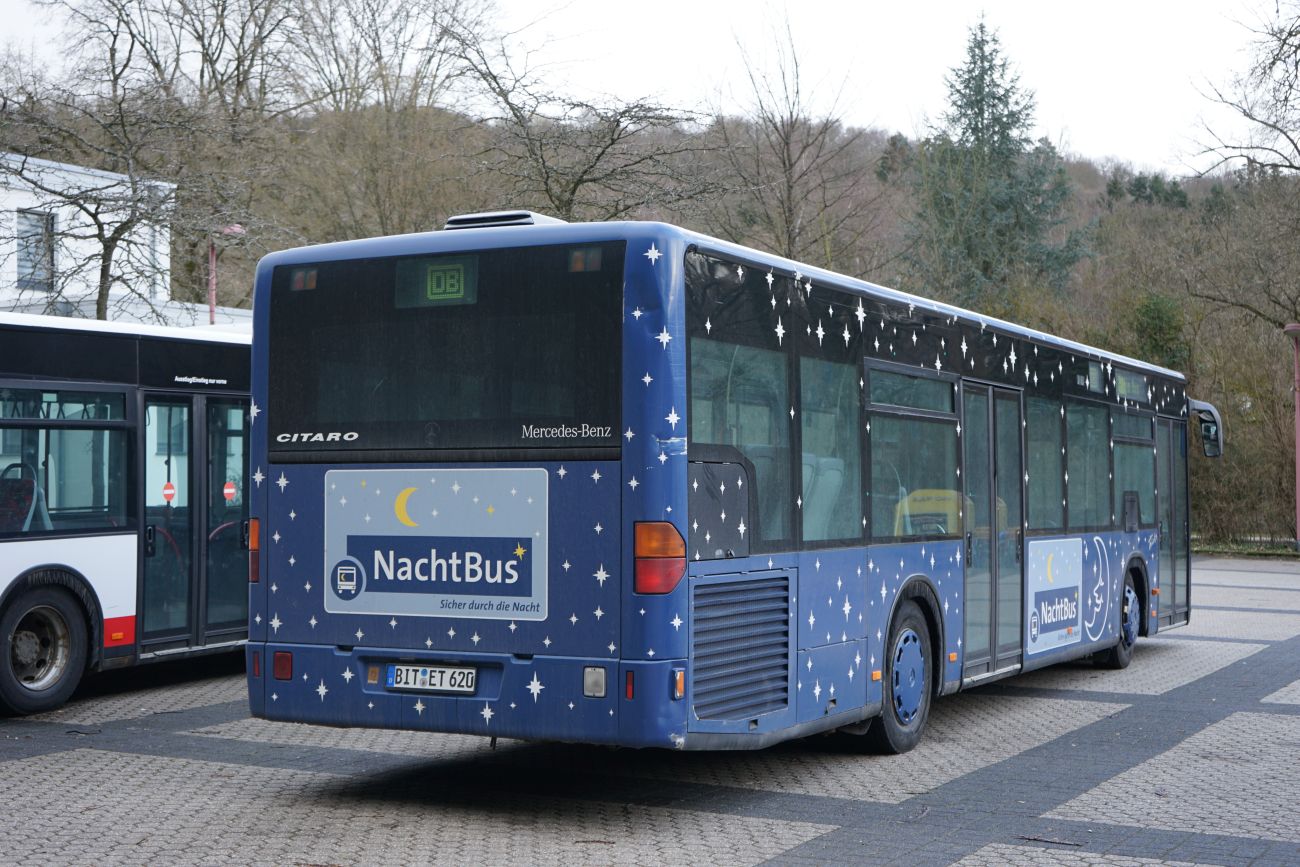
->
386, 664, 477, 694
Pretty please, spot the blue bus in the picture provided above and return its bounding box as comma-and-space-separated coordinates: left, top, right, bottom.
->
245, 212, 1221, 752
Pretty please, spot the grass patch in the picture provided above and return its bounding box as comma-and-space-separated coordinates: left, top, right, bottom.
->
1192, 539, 1300, 558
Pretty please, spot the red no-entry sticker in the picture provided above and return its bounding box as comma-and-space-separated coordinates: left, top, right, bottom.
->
162, 481, 176, 503
223, 481, 237, 501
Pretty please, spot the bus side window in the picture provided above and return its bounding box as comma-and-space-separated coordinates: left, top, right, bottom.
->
690, 337, 793, 547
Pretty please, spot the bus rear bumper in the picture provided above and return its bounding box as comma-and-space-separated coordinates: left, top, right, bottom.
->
245, 642, 689, 748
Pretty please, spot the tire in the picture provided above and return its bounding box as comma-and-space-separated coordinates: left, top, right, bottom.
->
866, 600, 933, 754
1094, 572, 1139, 670
0, 587, 88, 715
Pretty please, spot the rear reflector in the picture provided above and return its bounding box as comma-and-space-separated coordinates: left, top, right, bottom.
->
248, 517, 261, 583
252, 651, 261, 678
583, 666, 607, 698
634, 521, 686, 594
625, 670, 635, 700
273, 651, 293, 680
635, 558, 686, 594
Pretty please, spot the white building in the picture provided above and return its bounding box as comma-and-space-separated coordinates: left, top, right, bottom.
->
0, 152, 251, 332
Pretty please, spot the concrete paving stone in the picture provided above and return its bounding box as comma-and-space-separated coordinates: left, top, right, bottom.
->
615, 694, 1126, 803
1260, 678, 1300, 706
1176, 607, 1300, 642
1192, 585, 1300, 612
952, 842, 1208, 866
192, 716, 512, 761
1046, 712, 1300, 844
1007, 638, 1266, 696
26, 673, 246, 725
1192, 561, 1300, 588
0, 748, 834, 866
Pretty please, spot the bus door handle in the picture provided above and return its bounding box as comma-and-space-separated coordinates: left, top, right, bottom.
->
144, 525, 157, 558
1015, 528, 1022, 564
965, 532, 972, 565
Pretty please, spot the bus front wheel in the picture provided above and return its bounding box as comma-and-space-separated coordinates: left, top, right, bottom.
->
0, 587, 88, 715
866, 600, 933, 754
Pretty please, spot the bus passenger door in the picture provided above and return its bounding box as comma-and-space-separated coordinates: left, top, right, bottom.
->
140, 394, 249, 653
961, 384, 1025, 679
1156, 418, 1190, 627
141, 396, 195, 647
202, 399, 249, 641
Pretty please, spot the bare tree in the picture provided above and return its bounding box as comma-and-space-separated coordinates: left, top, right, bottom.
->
1200, 1, 1300, 173
0, 14, 204, 321
451, 25, 715, 222
272, 0, 493, 240
704, 23, 897, 278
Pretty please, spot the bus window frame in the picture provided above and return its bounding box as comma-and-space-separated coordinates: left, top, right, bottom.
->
1111, 406, 1158, 531
1063, 394, 1116, 534
864, 359, 963, 546
0, 378, 137, 541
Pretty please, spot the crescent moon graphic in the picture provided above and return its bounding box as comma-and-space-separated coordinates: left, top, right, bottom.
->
1046, 552, 1055, 584
394, 487, 419, 527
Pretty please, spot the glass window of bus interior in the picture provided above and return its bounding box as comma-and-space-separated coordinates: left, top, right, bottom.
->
800, 356, 863, 542
1025, 395, 1064, 531
1065, 398, 1112, 530
1113, 408, 1156, 527
690, 336, 793, 547
0, 386, 131, 537
266, 242, 622, 453
865, 364, 961, 542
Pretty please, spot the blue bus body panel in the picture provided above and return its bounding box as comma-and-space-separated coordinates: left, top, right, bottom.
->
247, 219, 1177, 750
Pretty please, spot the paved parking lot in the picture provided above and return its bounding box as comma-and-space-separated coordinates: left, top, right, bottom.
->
3, 556, 1299, 866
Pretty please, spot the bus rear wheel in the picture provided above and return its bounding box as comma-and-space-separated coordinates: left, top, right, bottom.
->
1094, 573, 1138, 670
0, 587, 88, 715
866, 600, 932, 754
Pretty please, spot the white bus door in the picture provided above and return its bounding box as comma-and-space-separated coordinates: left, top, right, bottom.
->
140, 394, 248, 652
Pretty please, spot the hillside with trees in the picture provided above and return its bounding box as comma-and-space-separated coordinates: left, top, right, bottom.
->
2, 0, 1299, 543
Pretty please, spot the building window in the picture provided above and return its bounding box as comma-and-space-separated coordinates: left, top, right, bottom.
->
16, 210, 55, 293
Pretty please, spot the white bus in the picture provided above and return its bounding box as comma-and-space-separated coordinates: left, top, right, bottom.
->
0, 312, 250, 714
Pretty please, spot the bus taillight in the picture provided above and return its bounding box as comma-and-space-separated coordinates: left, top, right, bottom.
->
248, 517, 260, 583
633, 522, 686, 594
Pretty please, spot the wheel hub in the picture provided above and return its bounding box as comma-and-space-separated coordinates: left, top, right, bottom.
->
10, 605, 70, 691
892, 628, 925, 725
1121, 585, 1139, 647
12, 629, 40, 668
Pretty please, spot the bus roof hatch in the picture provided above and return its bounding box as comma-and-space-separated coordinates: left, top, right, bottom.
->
443, 210, 568, 230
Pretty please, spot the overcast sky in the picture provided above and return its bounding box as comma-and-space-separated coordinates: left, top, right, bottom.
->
0, 0, 1273, 175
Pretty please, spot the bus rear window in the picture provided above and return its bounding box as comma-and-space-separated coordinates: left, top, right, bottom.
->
268, 242, 624, 453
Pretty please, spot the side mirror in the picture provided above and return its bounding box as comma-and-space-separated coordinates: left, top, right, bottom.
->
1189, 399, 1223, 458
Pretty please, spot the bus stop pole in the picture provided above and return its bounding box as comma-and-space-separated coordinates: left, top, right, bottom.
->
1285, 324, 1300, 551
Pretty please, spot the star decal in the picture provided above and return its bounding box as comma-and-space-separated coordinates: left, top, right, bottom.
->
644, 243, 662, 264
480, 703, 494, 724
275, 472, 289, 492
671, 614, 683, 631
526, 672, 545, 702
316, 679, 328, 701
252, 468, 265, 487
665, 407, 680, 429
594, 565, 609, 586
656, 327, 672, 348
